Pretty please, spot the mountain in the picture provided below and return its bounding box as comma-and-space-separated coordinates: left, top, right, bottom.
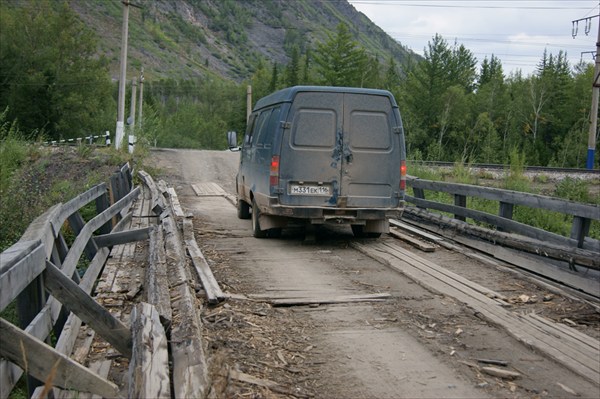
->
68, 0, 418, 82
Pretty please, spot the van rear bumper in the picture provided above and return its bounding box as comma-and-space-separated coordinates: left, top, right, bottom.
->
263, 199, 404, 222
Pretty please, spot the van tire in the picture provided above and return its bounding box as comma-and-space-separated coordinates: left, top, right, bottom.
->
237, 199, 251, 219
251, 199, 268, 238
351, 224, 381, 239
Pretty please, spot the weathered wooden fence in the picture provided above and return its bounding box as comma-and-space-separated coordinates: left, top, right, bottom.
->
0, 163, 141, 398
1, 164, 224, 399
406, 178, 600, 269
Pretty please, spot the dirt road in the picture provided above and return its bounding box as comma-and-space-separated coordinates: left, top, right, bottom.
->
148, 148, 599, 399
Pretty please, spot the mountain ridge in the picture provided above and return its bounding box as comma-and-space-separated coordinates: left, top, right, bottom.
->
67, 0, 418, 82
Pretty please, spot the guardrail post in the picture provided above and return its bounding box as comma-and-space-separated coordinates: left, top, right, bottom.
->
412, 186, 426, 209
570, 216, 591, 248
96, 190, 112, 234
454, 194, 467, 221
498, 201, 514, 232
17, 277, 46, 395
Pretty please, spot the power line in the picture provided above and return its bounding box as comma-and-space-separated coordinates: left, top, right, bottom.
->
349, 1, 593, 10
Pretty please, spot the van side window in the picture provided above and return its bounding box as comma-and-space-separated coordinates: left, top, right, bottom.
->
244, 114, 257, 147
249, 110, 270, 147
255, 107, 280, 147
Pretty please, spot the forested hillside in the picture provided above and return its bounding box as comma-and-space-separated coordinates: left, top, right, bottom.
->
68, 0, 415, 82
0, 0, 596, 167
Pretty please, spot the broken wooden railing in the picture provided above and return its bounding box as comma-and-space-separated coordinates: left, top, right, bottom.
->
1, 163, 229, 398
0, 163, 138, 398
405, 178, 600, 269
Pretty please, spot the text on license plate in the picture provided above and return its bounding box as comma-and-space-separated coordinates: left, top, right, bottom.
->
290, 185, 331, 195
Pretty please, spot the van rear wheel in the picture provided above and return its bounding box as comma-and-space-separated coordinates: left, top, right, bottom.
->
237, 198, 251, 219
251, 199, 268, 238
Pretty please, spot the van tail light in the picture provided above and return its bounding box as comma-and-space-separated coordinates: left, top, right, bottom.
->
270, 155, 280, 187
400, 160, 407, 191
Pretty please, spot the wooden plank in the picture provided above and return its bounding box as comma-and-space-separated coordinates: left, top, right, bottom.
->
146, 226, 172, 324
60, 187, 140, 279
407, 196, 581, 248
403, 213, 600, 297
56, 184, 107, 229
527, 313, 599, 352
68, 212, 98, 260
182, 218, 225, 304
389, 227, 436, 252
93, 227, 150, 248
33, 246, 112, 398
389, 219, 443, 242
267, 293, 391, 307
570, 216, 591, 248
404, 206, 600, 269
378, 242, 507, 302
167, 187, 185, 217
409, 179, 600, 220
0, 241, 45, 312
128, 303, 170, 399
454, 194, 467, 221
156, 180, 169, 196
138, 170, 165, 214
21, 204, 62, 259
162, 215, 209, 399
76, 360, 112, 399
191, 182, 227, 197
353, 241, 600, 385
43, 261, 132, 358
0, 318, 120, 398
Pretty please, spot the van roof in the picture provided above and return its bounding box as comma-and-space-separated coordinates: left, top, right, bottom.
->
254, 86, 398, 111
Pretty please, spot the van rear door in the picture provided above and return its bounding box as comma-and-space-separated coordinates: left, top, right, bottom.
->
342, 92, 400, 208
278, 90, 400, 208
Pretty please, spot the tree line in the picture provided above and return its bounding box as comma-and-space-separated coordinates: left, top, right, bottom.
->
0, 1, 596, 167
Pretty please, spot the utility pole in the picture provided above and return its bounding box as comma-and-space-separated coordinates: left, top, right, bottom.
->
138, 67, 144, 130
589, 17, 600, 170
246, 85, 252, 122
129, 77, 137, 128
573, 12, 600, 169
115, 1, 130, 150
115, 1, 141, 150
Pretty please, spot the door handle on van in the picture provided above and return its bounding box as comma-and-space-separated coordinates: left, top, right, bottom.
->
346, 154, 353, 163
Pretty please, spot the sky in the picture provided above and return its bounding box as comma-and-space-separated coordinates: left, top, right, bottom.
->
347, 0, 599, 76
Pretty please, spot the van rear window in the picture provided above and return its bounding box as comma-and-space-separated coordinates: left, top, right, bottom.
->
348, 110, 391, 150
291, 109, 336, 149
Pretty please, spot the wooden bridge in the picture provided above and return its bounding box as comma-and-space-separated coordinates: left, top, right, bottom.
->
1, 161, 599, 398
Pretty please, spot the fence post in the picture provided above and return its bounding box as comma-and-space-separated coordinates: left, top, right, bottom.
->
453, 194, 467, 221
17, 277, 46, 395
96, 190, 113, 234
570, 216, 591, 248
498, 201, 514, 232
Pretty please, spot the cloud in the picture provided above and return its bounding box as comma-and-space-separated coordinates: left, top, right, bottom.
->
349, 0, 598, 76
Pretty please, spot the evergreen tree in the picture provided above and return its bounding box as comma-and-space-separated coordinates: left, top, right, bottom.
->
0, 0, 114, 140
285, 46, 300, 87
384, 55, 401, 91
313, 23, 368, 87
269, 63, 279, 92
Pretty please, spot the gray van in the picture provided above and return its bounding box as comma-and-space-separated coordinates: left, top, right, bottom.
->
228, 86, 406, 238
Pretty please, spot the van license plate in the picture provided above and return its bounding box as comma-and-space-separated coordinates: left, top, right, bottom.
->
290, 185, 330, 195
